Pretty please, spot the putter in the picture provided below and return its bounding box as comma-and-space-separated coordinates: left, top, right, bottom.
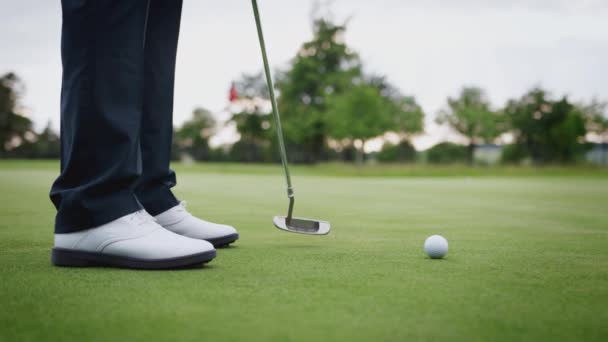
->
251, 0, 331, 235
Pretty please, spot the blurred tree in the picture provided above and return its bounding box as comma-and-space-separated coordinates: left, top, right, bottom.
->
230, 110, 272, 162
325, 77, 424, 164
426, 142, 468, 164
504, 88, 587, 164
8, 121, 60, 159
31, 121, 60, 158
436, 87, 504, 164
233, 72, 269, 100
583, 100, 608, 143
174, 107, 216, 161
277, 17, 361, 163
500, 143, 529, 164
337, 144, 357, 162
0, 72, 34, 155
388, 96, 425, 141
377, 141, 416, 163
326, 85, 391, 164
232, 110, 271, 144
367, 75, 424, 141
229, 72, 273, 162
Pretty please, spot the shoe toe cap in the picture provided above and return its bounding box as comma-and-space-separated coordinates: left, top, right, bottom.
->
205, 223, 238, 240
221, 224, 238, 236
184, 217, 238, 240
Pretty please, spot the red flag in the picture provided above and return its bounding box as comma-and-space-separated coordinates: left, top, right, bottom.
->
229, 82, 238, 102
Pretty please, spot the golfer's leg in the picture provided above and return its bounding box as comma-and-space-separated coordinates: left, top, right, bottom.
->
135, 0, 238, 247
50, 0, 148, 233
135, 0, 183, 216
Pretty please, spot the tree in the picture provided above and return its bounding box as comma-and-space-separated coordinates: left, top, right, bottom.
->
504, 88, 587, 164
367, 75, 424, 141
583, 100, 608, 143
436, 87, 503, 164
174, 107, 216, 161
377, 141, 416, 163
426, 142, 468, 164
391, 96, 424, 137
230, 110, 272, 162
277, 17, 361, 162
233, 72, 269, 100
228, 72, 273, 162
30, 121, 60, 158
326, 85, 391, 163
0, 72, 34, 154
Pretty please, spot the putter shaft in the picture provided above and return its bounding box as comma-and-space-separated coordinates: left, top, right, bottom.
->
251, 0, 294, 203
252, 1, 331, 235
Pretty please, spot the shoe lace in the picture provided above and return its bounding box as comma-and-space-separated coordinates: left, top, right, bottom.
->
129, 210, 156, 226
176, 201, 191, 215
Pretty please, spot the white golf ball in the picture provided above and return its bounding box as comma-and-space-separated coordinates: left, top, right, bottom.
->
424, 235, 448, 259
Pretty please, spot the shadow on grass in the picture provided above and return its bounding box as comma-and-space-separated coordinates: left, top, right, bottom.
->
49, 262, 218, 272
423, 257, 452, 262
217, 245, 238, 250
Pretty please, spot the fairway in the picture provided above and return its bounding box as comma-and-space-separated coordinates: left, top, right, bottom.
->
1, 162, 607, 341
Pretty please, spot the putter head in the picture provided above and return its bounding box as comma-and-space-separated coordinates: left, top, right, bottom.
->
273, 216, 331, 235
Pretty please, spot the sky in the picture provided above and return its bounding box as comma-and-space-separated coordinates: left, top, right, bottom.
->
1, 0, 607, 150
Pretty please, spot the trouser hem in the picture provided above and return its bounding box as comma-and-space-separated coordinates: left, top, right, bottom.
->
54, 191, 143, 234
136, 186, 179, 216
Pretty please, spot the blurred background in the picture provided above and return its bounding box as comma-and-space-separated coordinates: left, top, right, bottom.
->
1, 0, 607, 166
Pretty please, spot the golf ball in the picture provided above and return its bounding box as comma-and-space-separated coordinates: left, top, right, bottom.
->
424, 235, 448, 259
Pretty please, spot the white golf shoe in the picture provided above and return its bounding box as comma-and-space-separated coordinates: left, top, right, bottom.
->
155, 202, 239, 247
52, 210, 216, 269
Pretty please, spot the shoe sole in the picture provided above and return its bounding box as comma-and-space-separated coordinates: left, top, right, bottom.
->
51, 248, 216, 269
207, 233, 239, 248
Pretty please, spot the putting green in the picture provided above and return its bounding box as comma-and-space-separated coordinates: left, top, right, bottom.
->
1, 161, 607, 341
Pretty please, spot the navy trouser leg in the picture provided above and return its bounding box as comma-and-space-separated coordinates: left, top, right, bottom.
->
135, 0, 183, 216
50, 0, 149, 233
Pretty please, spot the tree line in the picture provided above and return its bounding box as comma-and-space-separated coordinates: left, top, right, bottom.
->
214, 17, 607, 165
2, 16, 607, 164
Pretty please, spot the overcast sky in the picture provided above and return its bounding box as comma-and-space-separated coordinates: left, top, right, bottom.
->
2, 0, 607, 149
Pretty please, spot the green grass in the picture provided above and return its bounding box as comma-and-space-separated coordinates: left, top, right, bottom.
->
0, 161, 607, 341
2, 159, 607, 178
